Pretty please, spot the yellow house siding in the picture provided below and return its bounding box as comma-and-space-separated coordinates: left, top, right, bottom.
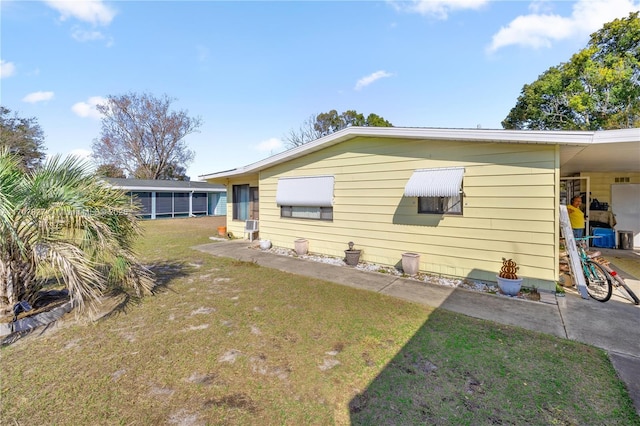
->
578, 171, 640, 205
256, 137, 558, 291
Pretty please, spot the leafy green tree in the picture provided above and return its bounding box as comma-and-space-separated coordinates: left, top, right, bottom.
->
0, 106, 46, 172
364, 113, 393, 128
285, 109, 393, 148
92, 92, 201, 179
0, 149, 154, 315
503, 12, 640, 130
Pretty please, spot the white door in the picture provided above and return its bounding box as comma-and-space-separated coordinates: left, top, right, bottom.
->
611, 184, 640, 248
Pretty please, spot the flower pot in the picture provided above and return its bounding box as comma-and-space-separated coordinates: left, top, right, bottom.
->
496, 276, 523, 296
217, 226, 227, 237
294, 238, 308, 255
401, 252, 420, 275
259, 239, 271, 250
344, 250, 361, 266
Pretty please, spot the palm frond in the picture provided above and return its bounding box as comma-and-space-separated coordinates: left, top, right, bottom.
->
45, 242, 106, 314
0, 150, 155, 314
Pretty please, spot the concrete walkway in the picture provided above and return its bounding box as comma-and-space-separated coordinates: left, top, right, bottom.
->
194, 240, 640, 415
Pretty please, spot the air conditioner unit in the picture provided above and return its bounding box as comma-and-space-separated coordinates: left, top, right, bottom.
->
244, 220, 259, 241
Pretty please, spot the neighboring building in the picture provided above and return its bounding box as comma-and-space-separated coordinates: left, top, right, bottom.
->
104, 178, 227, 219
200, 127, 640, 292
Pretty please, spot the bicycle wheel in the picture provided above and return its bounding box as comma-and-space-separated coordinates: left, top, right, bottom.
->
584, 261, 612, 302
615, 281, 640, 305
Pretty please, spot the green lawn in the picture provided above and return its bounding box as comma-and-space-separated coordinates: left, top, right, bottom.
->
2, 217, 638, 425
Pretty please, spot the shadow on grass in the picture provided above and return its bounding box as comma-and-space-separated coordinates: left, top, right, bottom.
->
1, 261, 194, 346
80, 260, 194, 319
147, 260, 194, 291
348, 308, 637, 425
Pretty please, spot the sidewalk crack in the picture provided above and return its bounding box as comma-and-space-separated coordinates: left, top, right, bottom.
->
556, 297, 569, 338
378, 277, 400, 293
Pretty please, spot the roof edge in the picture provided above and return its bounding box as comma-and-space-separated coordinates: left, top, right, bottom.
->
199, 126, 638, 180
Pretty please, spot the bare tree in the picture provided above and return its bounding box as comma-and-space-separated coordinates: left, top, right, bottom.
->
284, 113, 322, 148
92, 92, 202, 180
284, 110, 392, 149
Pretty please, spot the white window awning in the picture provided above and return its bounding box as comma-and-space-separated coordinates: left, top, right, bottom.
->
404, 167, 464, 197
276, 176, 334, 207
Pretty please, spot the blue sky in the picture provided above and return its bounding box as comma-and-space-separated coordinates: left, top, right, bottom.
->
2, 0, 639, 180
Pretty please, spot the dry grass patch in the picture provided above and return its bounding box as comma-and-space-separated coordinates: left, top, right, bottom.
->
1, 217, 638, 425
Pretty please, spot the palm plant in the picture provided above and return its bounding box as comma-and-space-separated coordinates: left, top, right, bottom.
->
0, 149, 154, 316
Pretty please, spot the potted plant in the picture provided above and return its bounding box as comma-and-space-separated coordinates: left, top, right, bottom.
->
344, 241, 362, 266
496, 258, 523, 296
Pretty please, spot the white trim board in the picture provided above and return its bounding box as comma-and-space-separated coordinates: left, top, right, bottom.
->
560, 205, 589, 299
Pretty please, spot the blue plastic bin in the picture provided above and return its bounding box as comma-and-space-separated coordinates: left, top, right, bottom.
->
591, 228, 615, 248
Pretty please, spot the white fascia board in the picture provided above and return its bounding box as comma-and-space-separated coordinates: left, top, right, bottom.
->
108, 185, 225, 192
199, 127, 639, 179
591, 127, 640, 144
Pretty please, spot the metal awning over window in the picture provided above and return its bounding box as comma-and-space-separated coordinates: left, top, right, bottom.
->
404, 167, 464, 197
276, 176, 334, 207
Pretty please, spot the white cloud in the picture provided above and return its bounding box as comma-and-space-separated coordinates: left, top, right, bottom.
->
22, 91, 55, 103
355, 70, 393, 91
488, 0, 640, 52
72, 96, 107, 119
71, 27, 105, 42
43, 0, 117, 26
389, 0, 489, 20
1, 60, 16, 78
528, 0, 555, 14
255, 137, 283, 153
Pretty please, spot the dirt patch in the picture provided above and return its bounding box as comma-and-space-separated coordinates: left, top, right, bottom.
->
167, 409, 201, 426
219, 349, 242, 363
186, 372, 219, 385
204, 393, 258, 414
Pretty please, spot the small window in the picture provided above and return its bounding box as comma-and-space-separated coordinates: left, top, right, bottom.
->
405, 167, 464, 216
280, 206, 333, 221
418, 195, 462, 215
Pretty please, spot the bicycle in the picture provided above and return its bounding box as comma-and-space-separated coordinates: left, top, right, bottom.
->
592, 254, 640, 305
574, 237, 613, 302
574, 237, 640, 304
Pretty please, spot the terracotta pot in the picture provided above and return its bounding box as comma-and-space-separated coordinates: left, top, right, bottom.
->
217, 226, 227, 237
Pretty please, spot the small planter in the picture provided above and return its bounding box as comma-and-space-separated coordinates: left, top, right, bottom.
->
259, 239, 272, 250
344, 250, 362, 266
344, 241, 361, 266
401, 252, 420, 275
217, 226, 227, 237
294, 238, 308, 255
496, 276, 523, 296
